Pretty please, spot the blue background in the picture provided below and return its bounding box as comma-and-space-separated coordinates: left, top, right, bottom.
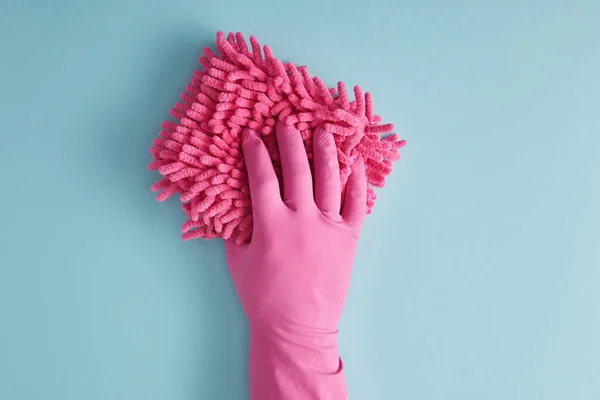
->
1, 1, 599, 399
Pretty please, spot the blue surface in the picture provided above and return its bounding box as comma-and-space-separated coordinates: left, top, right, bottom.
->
1, 1, 599, 399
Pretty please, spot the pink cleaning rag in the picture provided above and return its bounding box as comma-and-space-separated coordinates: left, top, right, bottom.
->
149, 31, 406, 244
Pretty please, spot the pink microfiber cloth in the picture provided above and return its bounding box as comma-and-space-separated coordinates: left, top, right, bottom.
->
149, 32, 406, 244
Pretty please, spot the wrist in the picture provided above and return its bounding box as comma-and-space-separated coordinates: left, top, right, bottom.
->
248, 323, 346, 399
250, 321, 341, 373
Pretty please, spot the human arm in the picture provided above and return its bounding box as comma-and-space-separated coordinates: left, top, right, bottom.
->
225, 121, 367, 399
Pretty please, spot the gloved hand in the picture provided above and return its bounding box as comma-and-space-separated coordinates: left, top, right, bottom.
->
225, 121, 367, 400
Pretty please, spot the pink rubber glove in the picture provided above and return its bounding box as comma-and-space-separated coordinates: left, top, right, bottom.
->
225, 121, 367, 400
